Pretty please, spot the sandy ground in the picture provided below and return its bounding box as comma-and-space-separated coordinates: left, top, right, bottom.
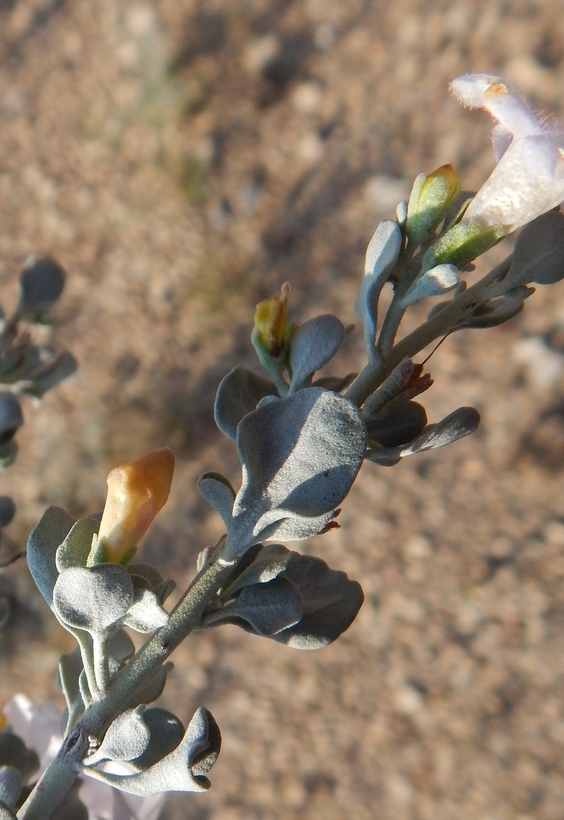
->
3, 1, 564, 818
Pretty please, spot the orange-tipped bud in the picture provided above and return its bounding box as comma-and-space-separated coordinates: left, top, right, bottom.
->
97, 448, 175, 563
254, 283, 290, 357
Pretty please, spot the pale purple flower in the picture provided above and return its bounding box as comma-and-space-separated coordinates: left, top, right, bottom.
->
3, 695, 165, 820
450, 73, 564, 233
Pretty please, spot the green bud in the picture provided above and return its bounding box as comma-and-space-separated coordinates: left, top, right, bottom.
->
422, 220, 505, 271
406, 165, 461, 246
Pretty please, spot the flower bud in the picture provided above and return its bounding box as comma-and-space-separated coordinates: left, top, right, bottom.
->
253, 283, 290, 357
97, 449, 175, 563
423, 220, 505, 271
406, 165, 461, 245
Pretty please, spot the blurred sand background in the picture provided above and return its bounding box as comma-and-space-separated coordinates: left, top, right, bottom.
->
3, 1, 564, 818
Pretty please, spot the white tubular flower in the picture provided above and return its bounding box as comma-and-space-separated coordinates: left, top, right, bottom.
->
450, 73, 564, 234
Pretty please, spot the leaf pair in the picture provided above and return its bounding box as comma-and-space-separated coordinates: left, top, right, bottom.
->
201, 542, 364, 649
82, 706, 220, 796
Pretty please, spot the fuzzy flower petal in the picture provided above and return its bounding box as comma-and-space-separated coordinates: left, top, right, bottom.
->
463, 132, 564, 232
451, 73, 564, 234
450, 73, 542, 141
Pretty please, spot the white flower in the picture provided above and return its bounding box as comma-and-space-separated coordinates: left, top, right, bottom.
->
3, 695, 165, 820
450, 73, 564, 233
3, 694, 61, 777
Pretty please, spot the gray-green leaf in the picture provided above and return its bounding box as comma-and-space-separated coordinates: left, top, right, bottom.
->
27, 506, 74, 607
53, 565, 133, 634
223, 387, 366, 559
214, 367, 278, 440
288, 314, 345, 391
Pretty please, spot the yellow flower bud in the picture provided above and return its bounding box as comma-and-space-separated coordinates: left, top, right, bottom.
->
254, 283, 290, 357
97, 448, 175, 563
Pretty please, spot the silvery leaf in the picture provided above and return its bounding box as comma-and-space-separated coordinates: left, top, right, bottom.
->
288, 315, 345, 391
53, 565, 133, 634
0, 766, 21, 809
78, 670, 91, 707
0, 806, 16, 819
203, 577, 303, 635
57, 649, 84, 733
55, 518, 99, 572
130, 708, 185, 771
0, 441, 17, 469
123, 590, 169, 633
271, 553, 364, 649
27, 506, 74, 607
153, 579, 176, 605
85, 708, 150, 766
454, 291, 531, 329
0, 497, 15, 529
127, 563, 175, 603
248, 508, 338, 545
366, 406, 480, 465
355, 220, 403, 353
362, 357, 416, 419
220, 543, 293, 598
197, 472, 235, 527
504, 208, 564, 288
401, 264, 459, 307
127, 563, 163, 589
224, 388, 366, 559
214, 367, 278, 440
206, 550, 364, 649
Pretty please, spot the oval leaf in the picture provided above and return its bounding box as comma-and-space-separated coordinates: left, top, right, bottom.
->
53, 565, 133, 633
197, 472, 235, 526
204, 577, 303, 636
224, 388, 366, 558
366, 406, 480, 466
289, 314, 345, 391
85, 709, 150, 766
55, 518, 99, 572
274, 553, 364, 649
27, 506, 74, 607
504, 208, 564, 288
214, 367, 277, 440
355, 220, 403, 352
